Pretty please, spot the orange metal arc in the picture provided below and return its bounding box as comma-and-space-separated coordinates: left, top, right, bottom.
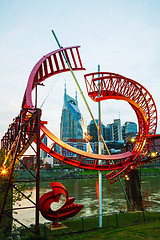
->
36, 124, 133, 171
40, 125, 132, 161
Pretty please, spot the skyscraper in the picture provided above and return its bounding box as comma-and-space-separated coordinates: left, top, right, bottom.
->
60, 84, 83, 141
124, 121, 137, 134
40, 135, 47, 160
87, 119, 105, 142
122, 121, 137, 141
110, 119, 122, 141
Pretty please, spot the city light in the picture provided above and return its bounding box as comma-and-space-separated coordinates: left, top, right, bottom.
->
1, 168, 7, 175
130, 137, 136, 143
125, 175, 129, 181
151, 152, 157, 158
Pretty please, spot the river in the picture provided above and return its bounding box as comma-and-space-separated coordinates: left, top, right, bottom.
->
13, 175, 160, 227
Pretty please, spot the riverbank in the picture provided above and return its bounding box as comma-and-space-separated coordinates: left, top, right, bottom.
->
14, 168, 160, 182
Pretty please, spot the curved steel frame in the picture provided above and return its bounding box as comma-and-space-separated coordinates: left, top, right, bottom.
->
22, 48, 157, 180
84, 72, 157, 181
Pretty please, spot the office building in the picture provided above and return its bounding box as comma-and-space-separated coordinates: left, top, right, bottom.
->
122, 121, 137, 141
87, 119, 105, 142
110, 119, 122, 141
60, 84, 83, 141
40, 135, 47, 160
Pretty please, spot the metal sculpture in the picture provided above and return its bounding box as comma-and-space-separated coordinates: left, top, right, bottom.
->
39, 182, 84, 227
21, 47, 158, 179
1, 43, 159, 233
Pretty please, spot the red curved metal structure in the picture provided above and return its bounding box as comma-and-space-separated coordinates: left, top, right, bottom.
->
39, 182, 83, 227
22, 46, 134, 172
21, 48, 158, 180
1, 44, 159, 234
22, 46, 85, 109
84, 72, 157, 182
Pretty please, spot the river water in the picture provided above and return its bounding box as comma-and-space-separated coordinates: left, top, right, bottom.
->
13, 175, 160, 227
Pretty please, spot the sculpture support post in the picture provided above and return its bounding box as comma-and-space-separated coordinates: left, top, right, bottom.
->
35, 109, 41, 234
98, 65, 102, 227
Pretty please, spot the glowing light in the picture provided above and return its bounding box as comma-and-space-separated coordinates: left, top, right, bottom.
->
151, 152, 156, 158
130, 138, 136, 143
1, 169, 7, 175
125, 175, 129, 181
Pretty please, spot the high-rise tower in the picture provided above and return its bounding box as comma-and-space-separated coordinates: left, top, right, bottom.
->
60, 84, 83, 141
110, 119, 122, 141
40, 135, 47, 160
87, 119, 105, 142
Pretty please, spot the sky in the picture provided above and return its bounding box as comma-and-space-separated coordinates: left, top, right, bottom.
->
0, 0, 160, 142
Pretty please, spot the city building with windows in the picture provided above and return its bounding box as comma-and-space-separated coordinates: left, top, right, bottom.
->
122, 121, 137, 141
105, 125, 112, 141
87, 119, 105, 142
60, 84, 83, 141
40, 135, 47, 161
124, 121, 137, 134
110, 119, 122, 142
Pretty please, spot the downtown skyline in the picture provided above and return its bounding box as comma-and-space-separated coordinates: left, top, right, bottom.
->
1, 0, 160, 141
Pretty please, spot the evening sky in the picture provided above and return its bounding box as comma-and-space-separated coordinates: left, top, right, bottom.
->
0, 0, 160, 140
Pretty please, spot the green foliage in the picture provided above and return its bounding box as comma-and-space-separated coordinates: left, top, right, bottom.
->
21, 235, 46, 240
0, 148, 32, 236
13, 183, 31, 205
141, 167, 160, 173
0, 229, 5, 239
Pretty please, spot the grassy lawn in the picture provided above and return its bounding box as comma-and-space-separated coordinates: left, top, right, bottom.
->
19, 212, 160, 240
141, 168, 160, 173
78, 170, 109, 175
47, 221, 160, 240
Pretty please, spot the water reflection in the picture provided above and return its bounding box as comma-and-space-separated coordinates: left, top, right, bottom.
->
13, 175, 160, 227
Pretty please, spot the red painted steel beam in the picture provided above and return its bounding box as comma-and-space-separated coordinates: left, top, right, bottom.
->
22, 46, 85, 109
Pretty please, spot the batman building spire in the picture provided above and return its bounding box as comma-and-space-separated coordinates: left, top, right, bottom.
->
60, 84, 83, 141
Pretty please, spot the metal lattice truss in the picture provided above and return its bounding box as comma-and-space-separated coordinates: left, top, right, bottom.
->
84, 72, 158, 182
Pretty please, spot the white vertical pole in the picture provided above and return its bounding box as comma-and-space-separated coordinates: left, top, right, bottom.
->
98, 65, 102, 227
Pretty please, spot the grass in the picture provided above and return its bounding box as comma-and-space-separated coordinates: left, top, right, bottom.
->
46, 220, 160, 240
141, 168, 160, 173
19, 211, 160, 240
78, 170, 110, 175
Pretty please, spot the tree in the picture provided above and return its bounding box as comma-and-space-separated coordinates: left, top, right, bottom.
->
0, 148, 29, 237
